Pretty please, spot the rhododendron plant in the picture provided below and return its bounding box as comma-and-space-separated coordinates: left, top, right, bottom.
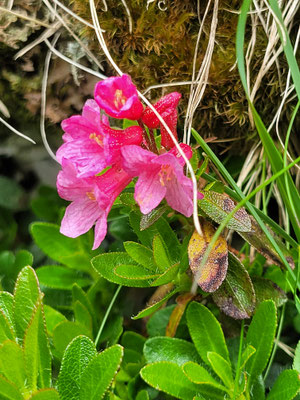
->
56, 74, 200, 249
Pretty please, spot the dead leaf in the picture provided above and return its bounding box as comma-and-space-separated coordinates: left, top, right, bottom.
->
188, 220, 228, 292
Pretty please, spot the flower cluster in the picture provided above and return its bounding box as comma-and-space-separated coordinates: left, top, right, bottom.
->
56, 74, 202, 249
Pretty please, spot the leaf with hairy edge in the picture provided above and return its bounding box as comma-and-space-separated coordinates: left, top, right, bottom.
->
140, 362, 225, 400
187, 302, 230, 366
182, 361, 227, 391
245, 300, 277, 384
239, 345, 256, 372
30, 223, 93, 272
166, 293, 194, 338
0, 375, 23, 400
123, 241, 156, 271
57, 335, 97, 400
36, 266, 91, 290
0, 292, 14, 331
79, 345, 123, 400
199, 191, 251, 232
91, 252, 152, 287
43, 305, 66, 336
150, 263, 180, 287
140, 205, 168, 231
13, 266, 40, 341
144, 337, 200, 366
28, 389, 60, 399
252, 277, 287, 307
0, 341, 26, 391
132, 287, 179, 320
293, 340, 300, 372
207, 352, 233, 389
0, 309, 14, 344
153, 234, 172, 272
188, 221, 228, 292
212, 252, 255, 319
267, 370, 300, 400
23, 301, 51, 391
240, 216, 294, 270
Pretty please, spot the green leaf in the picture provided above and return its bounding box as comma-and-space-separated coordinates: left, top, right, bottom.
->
152, 235, 172, 272
14, 250, 33, 272
43, 304, 66, 334
130, 212, 180, 261
267, 370, 300, 400
74, 302, 93, 334
150, 263, 180, 287
114, 264, 160, 281
121, 331, 145, 354
187, 302, 230, 366
0, 341, 26, 391
0, 375, 23, 400
132, 288, 179, 319
245, 300, 277, 384
0, 310, 14, 344
136, 390, 150, 400
207, 352, 233, 388
252, 277, 287, 308
79, 345, 123, 400
23, 301, 51, 391
0, 176, 23, 210
30, 223, 93, 272
28, 389, 60, 400
140, 205, 168, 231
140, 362, 224, 400
92, 252, 152, 287
250, 375, 265, 400
293, 340, 300, 372
72, 284, 96, 331
0, 292, 14, 331
144, 337, 200, 366
199, 191, 251, 232
43, 305, 66, 336
239, 345, 256, 372
53, 321, 91, 357
123, 242, 155, 271
212, 252, 255, 319
182, 361, 226, 390
36, 266, 91, 290
57, 335, 97, 400
13, 266, 40, 340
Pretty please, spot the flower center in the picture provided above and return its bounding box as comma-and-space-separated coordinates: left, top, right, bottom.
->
89, 132, 103, 147
114, 89, 127, 109
158, 165, 173, 186
86, 191, 96, 201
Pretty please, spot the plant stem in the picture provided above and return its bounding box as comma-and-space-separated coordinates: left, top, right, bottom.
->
94, 285, 122, 348
138, 120, 158, 153
233, 320, 244, 399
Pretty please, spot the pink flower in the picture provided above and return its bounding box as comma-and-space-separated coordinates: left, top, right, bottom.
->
94, 74, 143, 120
141, 92, 181, 149
57, 100, 143, 178
57, 160, 131, 249
121, 144, 202, 217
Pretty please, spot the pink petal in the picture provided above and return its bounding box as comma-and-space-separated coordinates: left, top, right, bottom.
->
165, 175, 194, 217
121, 145, 157, 177
57, 161, 93, 201
60, 197, 100, 238
93, 213, 108, 249
168, 144, 193, 166
134, 171, 166, 214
